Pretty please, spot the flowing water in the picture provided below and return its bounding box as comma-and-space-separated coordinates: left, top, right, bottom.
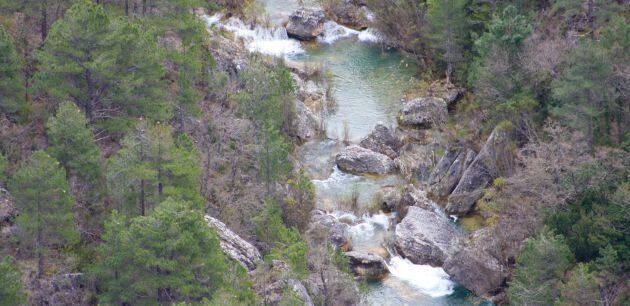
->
204, 3, 489, 305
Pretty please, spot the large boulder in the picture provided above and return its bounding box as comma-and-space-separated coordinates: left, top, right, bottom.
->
359, 124, 402, 159
286, 8, 326, 40
335, 145, 395, 175
253, 260, 315, 306
446, 126, 514, 216
394, 206, 461, 266
290, 100, 320, 141
345, 251, 389, 279
428, 146, 476, 198
398, 97, 448, 129
309, 210, 351, 249
376, 186, 401, 213
205, 215, 262, 271
443, 229, 508, 297
393, 142, 439, 181
326, 0, 371, 29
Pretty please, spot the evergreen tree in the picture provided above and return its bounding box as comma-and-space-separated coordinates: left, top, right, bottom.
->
427, 0, 469, 83
0, 256, 26, 306
557, 263, 601, 306
0, 24, 25, 121
552, 41, 616, 150
95, 199, 253, 305
0, 0, 72, 42
258, 123, 291, 195
507, 230, 574, 305
107, 121, 202, 216
8, 151, 79, 278
35, 0, 169, 132
47, 101, 102, 184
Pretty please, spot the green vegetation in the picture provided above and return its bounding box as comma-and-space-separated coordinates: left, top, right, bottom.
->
0, 24, 25, 121
94, 199, 255, 305
0, 256, 26, 305
8, 151, 79, 278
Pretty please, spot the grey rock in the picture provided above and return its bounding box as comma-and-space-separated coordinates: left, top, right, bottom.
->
443, 229, 508, 297
309, 210, 350, 249
446, 127, 513, 216
290, 100, 320, 141
345, 251, 389, 279
359, 124, 402, 159
335, 145, 395, 175
428, 147, 477, 198
256, 260, 315, 306
398, 97, 448, 129
328, 0, 370, 29
286, 8, 326, 40
377, 186, 401, 213
205, 215, 262, 271
393, 143, 438, 181
0, 187, 16, 225
394, 206, 461, 266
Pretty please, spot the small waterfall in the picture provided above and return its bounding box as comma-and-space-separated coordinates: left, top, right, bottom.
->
318, 21, 381, 44
386, 257, 455, 297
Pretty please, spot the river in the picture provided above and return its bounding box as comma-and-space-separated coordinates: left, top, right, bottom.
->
204, 2, 487, 304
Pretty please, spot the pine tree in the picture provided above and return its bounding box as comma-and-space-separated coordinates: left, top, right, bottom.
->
35, 0, 169, 132
0, 0, 72, 42
0, 24, 25, 121
107, 121, 202, 216
427, 0, 469, 83
258, 123, 291, 195
8, 151, 79, 278
0, 256, 26, 305
507, 231, 574, 305
95, 199, 251, 305
47, 101, 102, 184
552, 41, 616, 151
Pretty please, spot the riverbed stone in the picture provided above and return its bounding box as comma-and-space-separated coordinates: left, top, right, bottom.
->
345, 251, 389, 279
335, 145, 395, 175
359, 124, 402, 159
398, 97, 448, 129
428, 146, 477, 198
286, 8, 326, 40
394, 206, 461, 266
205, 215, 262, 271
326, 0, 371, 29
309, 210, 350, 249
290, 99, 320, 141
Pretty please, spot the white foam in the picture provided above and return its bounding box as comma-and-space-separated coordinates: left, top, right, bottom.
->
206, 16, 304, 57
318, 21, 359, 44
358, 28, 380, 43
387, 256, 455, 297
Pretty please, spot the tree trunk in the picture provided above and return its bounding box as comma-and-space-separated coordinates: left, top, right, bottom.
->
587, 0, 594, 39
37, 227, 44, 278
142, 0, 147, 16
125, 0, 129, 16
40, 5, 48, 43
140, 179, 146, 216
446, 61, 453, 84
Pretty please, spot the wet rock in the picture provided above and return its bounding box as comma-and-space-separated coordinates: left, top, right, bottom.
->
290, 100, 320, 141
205, 215, 262, 271
394, 206, 461, 266
335, 145, 395, 175
398, 97, 448, 129
443, 229, 508, 297
345, 251, 389, 279
399, 184, 435, 214
359, 124, 402, 159
428, 146, 477, 198
377, 186, 401, 213
446, 126, 514, 216
309, 210, 350, 249
286, 8, 326, 40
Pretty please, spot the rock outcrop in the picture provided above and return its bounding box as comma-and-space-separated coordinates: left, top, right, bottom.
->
443, 229, 508, 297
204, 215, 262, 271
345, 251, 389, 279
335, 145, 395, 175
446, 126, 514, 216
286, 8, 326, 40
394, 206, 461, 266
253, 260, 315, 306
309, 210, 350, 249
326, 0, 371, 29
290, 100, 320, 141
428, 146, 476, 198
377, 186, 401, 213
0, 187, 16, 225
359, 124, 402, 159
393, 142, 439, 181
398, 97, 448, 129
